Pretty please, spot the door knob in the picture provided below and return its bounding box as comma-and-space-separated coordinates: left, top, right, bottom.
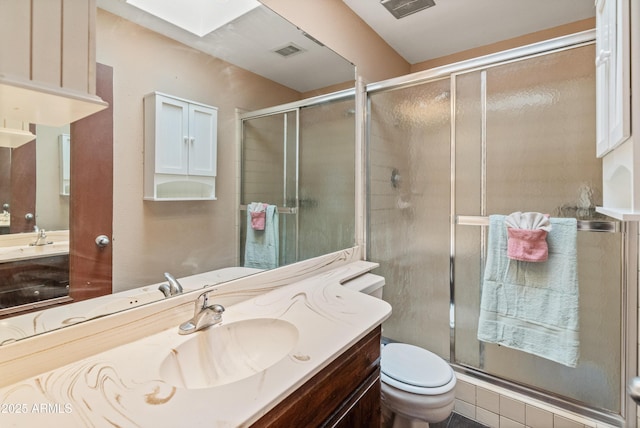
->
95, 235, 110, 248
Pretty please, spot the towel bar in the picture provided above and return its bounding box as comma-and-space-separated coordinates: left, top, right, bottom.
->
239, 205, 297, 215
456, 215, 620, 233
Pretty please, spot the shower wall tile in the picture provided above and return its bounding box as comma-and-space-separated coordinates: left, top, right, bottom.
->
554, 415, 586, 428
455, 398, 477, 420
477, 387, 500, 413
525, 405, 554, 428
476, 407, 500, 428
453, 373, 618, 428
456, 379, 477, 404
499, 416, 524, 428
499, 396, 525, 424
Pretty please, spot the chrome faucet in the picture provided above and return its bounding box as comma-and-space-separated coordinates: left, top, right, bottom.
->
158, 272, 183, 297
178, 291, 225, 335
30, 227, 50, 246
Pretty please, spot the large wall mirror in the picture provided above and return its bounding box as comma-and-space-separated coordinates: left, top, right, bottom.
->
0, 1, 355, 343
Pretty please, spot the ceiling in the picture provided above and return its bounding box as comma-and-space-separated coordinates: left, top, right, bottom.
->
343, 0, 596, 64
96, 0, 356, 93
97, 0, 596, 92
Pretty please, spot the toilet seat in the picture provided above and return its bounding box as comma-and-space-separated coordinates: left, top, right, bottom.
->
381, 343, 456, 395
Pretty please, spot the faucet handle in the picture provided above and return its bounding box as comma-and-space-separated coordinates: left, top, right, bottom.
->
196, 291, 209, 309
209, 303, 225, 317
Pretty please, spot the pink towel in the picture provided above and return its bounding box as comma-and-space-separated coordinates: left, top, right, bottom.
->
506, 228, 548, 262
249, 203, 266, 230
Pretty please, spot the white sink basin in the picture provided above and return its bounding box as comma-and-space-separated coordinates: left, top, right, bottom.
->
159, 318, 298, 389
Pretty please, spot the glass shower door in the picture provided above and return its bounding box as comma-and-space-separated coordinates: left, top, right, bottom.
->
454, 45, 623, 413
298, 97, 356, 261
240, 111, 297, 267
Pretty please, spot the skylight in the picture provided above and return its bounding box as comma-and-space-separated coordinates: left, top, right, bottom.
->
126, 0, 261, 37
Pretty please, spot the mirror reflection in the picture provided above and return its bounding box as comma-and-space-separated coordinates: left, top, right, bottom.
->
0, 2, 355, 341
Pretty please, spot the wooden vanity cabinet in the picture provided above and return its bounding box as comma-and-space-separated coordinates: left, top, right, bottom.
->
254, 326, 382, 427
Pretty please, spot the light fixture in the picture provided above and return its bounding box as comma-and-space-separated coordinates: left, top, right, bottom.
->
0, 120, 35, 148
126, 0, 261, 37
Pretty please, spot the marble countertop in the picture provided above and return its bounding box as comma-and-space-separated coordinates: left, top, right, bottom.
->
0, 266, 264, 344
0, 230, 69, 263
0, 265, 391, 427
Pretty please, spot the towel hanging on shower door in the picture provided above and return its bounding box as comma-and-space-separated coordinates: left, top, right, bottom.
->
477, 214, 579, 368
244, 203, 279, 269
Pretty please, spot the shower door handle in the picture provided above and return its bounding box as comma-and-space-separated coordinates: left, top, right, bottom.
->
628, 377, 640, 404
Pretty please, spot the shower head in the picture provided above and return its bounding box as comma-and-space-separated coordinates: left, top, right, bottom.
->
381, 0, 436, 19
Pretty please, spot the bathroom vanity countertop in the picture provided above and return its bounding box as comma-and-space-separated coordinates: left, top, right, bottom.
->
0, 230, 70, 263
0, 266, 264, 344
0, 265, 392, 427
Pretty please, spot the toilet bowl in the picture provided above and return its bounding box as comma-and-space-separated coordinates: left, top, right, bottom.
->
381, 343, 456, 427
342, 273, 457, 427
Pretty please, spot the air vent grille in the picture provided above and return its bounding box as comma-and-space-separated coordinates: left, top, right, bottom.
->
273, 44, 305, 58
381, 0, 436, 19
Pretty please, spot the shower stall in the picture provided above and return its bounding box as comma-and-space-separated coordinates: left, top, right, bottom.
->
239, 91, 356, 267
367, 32, 637, 425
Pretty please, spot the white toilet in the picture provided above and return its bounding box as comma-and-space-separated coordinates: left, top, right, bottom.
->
343, 273, 457, 428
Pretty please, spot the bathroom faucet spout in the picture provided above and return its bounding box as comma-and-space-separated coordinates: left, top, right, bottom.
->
30, 228, 50, 246
159, 272, 183, 297
179, 291, 225, 335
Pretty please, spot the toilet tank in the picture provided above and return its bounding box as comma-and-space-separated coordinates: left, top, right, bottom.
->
342, 273, 385, 299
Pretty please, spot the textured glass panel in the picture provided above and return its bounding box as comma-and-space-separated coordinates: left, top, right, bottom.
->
481, 231, 621, 411
485, 46, 601, 216
453, 45, 621, 413
367, 43, 622, 414
298, 98, 355, 260
368, 78, 452, 358
241, 114, 286, 206
453, 71, 484, 367
240, 113, 294, 266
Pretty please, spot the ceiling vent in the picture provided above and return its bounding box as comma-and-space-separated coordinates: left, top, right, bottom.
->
273, 43, 305, 58
381, 0, 436, 19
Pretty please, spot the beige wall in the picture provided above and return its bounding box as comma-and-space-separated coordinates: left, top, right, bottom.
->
96, 10, 302, 291
411, 18, 596, 72
35, 124, 70, 231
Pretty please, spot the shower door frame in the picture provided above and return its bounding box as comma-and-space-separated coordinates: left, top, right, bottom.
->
364, 30, 638, 427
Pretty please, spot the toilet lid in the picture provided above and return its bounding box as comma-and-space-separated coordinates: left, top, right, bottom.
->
381, 343, 453, 388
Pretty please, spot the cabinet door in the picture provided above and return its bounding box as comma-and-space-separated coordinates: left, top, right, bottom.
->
155, 95, 189, 175
595, 0, 611, 157
595, 0, 630, 157
188, 104, 217, 177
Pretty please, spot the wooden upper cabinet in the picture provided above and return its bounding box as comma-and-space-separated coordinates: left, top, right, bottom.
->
0, 0, 107, 127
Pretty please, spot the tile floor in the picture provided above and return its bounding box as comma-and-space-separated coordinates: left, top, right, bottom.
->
431, 412, 490, 428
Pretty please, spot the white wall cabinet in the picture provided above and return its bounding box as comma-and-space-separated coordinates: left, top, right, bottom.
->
596, 0, 640, 220
144, 92, 218, 201
595, 0, 630, 157
0, 0, 108, 127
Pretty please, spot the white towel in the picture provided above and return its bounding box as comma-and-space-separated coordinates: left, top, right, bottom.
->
478, 215, 579, 367
505, 211, 551, 232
